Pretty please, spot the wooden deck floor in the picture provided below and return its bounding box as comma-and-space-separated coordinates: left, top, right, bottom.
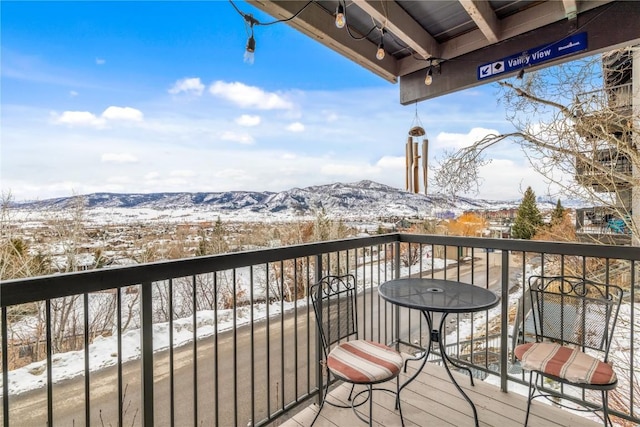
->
280, 362, 601, 427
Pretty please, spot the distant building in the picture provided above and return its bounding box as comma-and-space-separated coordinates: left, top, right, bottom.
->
573, 46, 637, 245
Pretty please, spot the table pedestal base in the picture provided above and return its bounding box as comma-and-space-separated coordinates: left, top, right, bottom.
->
396, 311, 480, 427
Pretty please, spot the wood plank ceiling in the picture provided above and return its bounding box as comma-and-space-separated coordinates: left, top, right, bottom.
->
246, 1, 640, 103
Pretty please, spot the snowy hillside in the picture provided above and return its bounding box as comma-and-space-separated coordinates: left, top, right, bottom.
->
10, 180, 568, 223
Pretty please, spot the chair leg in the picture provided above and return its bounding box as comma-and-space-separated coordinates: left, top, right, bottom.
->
524, 370, 535, 427
311, 368, 331, 427
348, 383, 356, 401
602, 390, 612, 427
368, 384, 373, 427
396, 376, 405, 427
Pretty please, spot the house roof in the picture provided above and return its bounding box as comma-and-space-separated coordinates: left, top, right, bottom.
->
248, 1, 640, 104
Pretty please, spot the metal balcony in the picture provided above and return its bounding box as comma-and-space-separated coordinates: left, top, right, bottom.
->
575, 147, 633, 192
575, 83, 633, 119
1, 234, 639, 426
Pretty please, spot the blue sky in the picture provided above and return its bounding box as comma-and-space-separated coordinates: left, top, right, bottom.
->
1, 1, 550, 202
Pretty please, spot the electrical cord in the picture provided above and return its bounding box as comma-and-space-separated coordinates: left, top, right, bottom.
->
229, 0, 313, 27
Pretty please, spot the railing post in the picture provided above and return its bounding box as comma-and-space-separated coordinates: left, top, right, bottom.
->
314, 255, 323, 406
500, 250, 510, 392
2, 307, 9, 427
141, 281, 154, 427
394, 241, 401, 347
394, 240, 401, 280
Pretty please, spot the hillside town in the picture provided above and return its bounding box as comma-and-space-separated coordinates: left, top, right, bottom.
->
1, 181, 596, 277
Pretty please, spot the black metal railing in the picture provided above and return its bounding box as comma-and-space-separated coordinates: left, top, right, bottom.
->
1, 234, 639, 426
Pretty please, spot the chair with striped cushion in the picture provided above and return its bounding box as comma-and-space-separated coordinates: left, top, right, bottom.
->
514, 275, 623, 426
310, 274, 404, 426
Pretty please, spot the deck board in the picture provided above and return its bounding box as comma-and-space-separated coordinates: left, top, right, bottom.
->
280, 362, 602, 427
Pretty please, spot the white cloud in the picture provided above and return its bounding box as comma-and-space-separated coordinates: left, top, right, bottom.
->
101, 153, 138, 163
435, 127, 501, 150
470, 158, 563, 200
235, 114, 261, 127
69, 91, 78, 97
144, 172, 160, 180
375, 156, 405, 169
286, 122, 305, 132
95, 58, 106, 65
221, 131, 254, 145
209, 81, 293, 110
54, 111, 103, 127
52, 106, 144, 128
169, 77, 205, 96
101, 106, 143, 122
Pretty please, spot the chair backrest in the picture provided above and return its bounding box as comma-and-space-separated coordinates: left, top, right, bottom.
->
311, 274, 358, 357
527, 275, 623, 360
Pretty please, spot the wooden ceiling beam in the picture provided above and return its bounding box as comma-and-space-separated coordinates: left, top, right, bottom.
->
351, 0, 440, 59
562, 0, 578, 18
458, 0, 500, 43
397, 0, 615, 77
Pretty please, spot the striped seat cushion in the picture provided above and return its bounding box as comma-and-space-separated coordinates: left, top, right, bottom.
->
327, 340, 403, 384
515, 342, 617, 385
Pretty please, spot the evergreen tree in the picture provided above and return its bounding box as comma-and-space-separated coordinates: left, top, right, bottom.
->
551, 199, 565, 225
196, 230, 208, 256
313, 209, 331, 241
212, 216, 229, 254
511, 187, 543, 239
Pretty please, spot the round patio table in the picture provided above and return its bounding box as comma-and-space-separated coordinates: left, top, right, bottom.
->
378, 278, 500, 427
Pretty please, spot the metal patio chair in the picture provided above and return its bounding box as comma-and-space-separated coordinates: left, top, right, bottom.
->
514, 275, 623, 426
310, 274, 404, 426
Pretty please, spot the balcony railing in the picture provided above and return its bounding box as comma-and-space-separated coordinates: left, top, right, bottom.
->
575, 147, 632, 184
575, 83, 634, 116
1, 234, 639, 426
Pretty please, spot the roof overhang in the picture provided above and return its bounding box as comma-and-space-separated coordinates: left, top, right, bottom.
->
247, 1, 640, 104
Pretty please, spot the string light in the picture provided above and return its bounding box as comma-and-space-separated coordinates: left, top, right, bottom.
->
376, 30, 385, 60
241, 13, 258, 64
424, 67, 433, 85
244, 34, 256, 64
335, 3, 346, 29
230, 0, 313, 65
376, 42, 385, 60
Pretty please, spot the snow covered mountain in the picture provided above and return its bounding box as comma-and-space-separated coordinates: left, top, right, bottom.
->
12, 180, 553, 220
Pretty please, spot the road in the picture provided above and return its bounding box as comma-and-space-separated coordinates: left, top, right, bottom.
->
7, 252, 517, 426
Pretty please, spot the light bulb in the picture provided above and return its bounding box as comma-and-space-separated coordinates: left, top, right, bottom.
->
376, 44, 385, 61
424, 68, 433, 86
244, 35, 255, 64
335, 4, 345, 28
244, 50, 254, 64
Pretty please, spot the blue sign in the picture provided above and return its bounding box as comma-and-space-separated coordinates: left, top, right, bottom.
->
477, 32, 587, 80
